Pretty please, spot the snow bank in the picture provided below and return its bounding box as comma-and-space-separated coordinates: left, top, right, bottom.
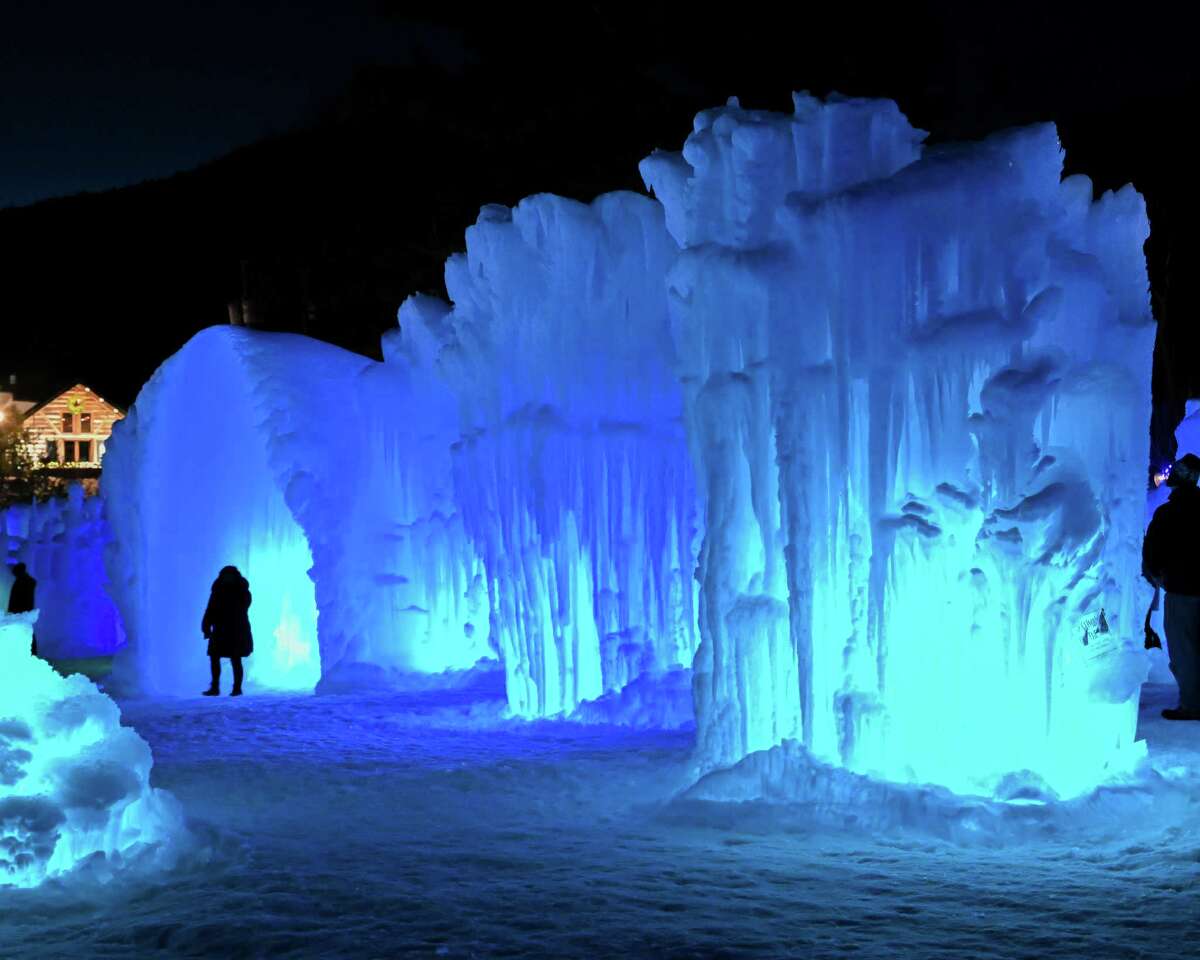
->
0, 613, 183, 887
103, 327, 493, 697
0, 485, 124, 659
640, 94, 1155, 798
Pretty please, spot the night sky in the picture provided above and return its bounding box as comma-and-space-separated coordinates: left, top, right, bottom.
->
2, 2, 1196, 457
0, 1, 463, 208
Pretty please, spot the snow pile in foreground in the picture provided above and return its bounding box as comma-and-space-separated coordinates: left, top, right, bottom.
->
0, 614, 185, 888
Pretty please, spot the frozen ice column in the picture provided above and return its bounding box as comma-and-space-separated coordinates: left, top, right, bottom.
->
0, 613, 184, 887
396, 192, 700, 717
643, 94, 1155, 798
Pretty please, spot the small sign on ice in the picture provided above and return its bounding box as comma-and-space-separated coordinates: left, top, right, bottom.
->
1079, 608, 1108, 647
1077, 607, 1121, 663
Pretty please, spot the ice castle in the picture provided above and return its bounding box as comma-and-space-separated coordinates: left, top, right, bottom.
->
101, 94, 1155, 800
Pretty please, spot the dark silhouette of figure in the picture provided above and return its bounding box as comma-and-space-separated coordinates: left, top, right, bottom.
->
201, 565, 253, 697
1144, 453, 1200, 720
7, 562, 38, 656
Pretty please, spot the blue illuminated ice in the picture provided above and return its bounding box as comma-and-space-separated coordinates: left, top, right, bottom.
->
0, 613, 183, 887
101, 92, 1155, 802
641, 94, 1156, 799
103, 327, 494, 696
393, 193, 700, 718
0, 485, 124, 659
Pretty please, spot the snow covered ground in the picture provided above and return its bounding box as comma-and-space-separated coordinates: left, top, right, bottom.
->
2, 670, 1198, 959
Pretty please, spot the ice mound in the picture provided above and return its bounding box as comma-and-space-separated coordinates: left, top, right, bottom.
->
681, 739, 1176, 846
0, 614, 184, 888
571, 667, 695, 730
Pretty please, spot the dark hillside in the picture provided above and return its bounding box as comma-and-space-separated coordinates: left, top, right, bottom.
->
2, 5, 1194, 462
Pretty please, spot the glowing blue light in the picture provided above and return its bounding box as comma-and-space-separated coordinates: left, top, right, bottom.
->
1, 613, 184, 887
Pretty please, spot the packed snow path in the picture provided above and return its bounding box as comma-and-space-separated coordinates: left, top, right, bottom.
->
2, 676, 1198, 959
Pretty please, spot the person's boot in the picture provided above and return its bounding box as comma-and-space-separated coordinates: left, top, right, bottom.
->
202, 686, 220, 697
229, 687, 243, 697
1161, 707, 1200, 721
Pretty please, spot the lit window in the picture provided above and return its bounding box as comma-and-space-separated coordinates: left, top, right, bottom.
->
63, 440, 76, 463
81, 412, 92, 432
79, 440, 92, 462
62, 412, 74, 433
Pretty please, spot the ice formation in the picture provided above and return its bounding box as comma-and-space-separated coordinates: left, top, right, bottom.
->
640, 94, 1155, 798
0, 613, 183, 887
103, 327, 493, 697
99, 92, 1155, 801
0, 484, 124, 659
393, 193, 699, 718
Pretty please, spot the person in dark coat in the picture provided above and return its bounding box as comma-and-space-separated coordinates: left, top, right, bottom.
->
201, 565, 253, 697
1144, 452, 1200, 720
7, 562, 38, 656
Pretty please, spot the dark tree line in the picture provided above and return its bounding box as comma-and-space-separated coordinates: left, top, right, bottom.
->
1, 4, 1194, 465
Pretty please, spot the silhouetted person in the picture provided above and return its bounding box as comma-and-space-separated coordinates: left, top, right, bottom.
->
201, 565, 253, 697
1144, 452, 1200, 720
7, 562, 38, 656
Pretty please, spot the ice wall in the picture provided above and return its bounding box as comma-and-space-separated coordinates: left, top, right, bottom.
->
0, 485, 125, 659
642, 94, 1156, 798
394, 192, 700, 717
104, 326, 491, 697
0, 613, 183, 887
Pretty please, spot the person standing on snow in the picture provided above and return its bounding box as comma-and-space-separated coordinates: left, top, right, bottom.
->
1144, 452, 1200, 721
201, 565, 253, 697
7, 562, 38, 656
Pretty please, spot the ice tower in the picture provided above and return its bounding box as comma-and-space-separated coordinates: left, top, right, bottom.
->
642, 94, 1155, 798
394, 193, 700, 717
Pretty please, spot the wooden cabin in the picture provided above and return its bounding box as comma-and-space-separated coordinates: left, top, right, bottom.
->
19, 384, 124, 474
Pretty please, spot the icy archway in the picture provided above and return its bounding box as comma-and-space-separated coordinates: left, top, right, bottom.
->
104, 327, 493, 697
104, 329, 320, 694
